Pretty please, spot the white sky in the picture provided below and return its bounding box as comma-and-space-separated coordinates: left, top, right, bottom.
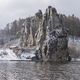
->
0, 0, 80, 29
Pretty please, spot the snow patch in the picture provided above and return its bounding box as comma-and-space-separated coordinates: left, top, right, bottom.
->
0, 49, 18, 60
0, 48, 35, 61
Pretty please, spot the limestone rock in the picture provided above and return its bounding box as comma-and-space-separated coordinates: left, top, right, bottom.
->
20, 6, 70, 62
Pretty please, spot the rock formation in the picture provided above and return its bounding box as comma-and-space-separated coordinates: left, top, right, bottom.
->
20, 6, 70, 62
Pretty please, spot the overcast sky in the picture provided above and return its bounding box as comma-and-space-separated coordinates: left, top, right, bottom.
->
0, 0, 80, 29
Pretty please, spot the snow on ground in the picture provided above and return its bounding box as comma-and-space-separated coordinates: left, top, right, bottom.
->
0, 36, 80, 61
0, 48, 35, 61
0, 38, 36, 61
21, 52, 35, 60
0, 48, 18, 60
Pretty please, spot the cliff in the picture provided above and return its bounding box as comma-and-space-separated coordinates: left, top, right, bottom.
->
20, 6, 69, 61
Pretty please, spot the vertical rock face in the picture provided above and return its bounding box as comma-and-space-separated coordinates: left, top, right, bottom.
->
20, 6, 69, 61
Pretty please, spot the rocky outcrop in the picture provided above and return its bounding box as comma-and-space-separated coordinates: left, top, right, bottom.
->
20, 6, 70, 62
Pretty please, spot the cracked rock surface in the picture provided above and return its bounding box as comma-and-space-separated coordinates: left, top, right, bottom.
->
20, 6, 69, 61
